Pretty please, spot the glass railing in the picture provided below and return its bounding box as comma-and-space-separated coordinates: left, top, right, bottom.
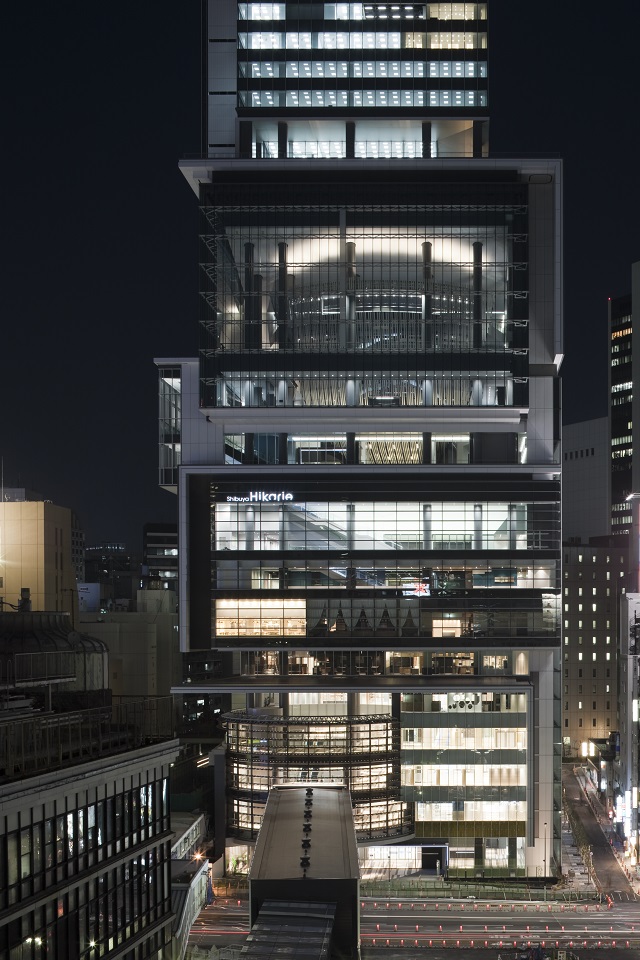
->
253, 140, 477, 159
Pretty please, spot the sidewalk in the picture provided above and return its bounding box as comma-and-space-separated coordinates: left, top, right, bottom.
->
573, 765, 640, 894
563, 764, 636, 899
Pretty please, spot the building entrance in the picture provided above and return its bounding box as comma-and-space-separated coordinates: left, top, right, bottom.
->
421, 844, 448, 875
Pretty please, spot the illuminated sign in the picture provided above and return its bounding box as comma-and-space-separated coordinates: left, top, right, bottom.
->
226, 491, 294, 503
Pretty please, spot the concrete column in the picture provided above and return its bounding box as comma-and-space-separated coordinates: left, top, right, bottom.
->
474, 503, 483, 550
422, 432, 432, 464
472, 120, 484, 158
473, 241, 483, 349
421, 378, 433, 405
421, 121, 432, 158
346, 241, 357, 349
244, 243, 260, 349
422, 241, 433, 349
277, 242, 289, 348
346, 380, 360, 407
470, 379, 484, 406
339, 208, 348, 349
347, 504, 355, 550
244, 506, 255, 550
278, 121, 288, 159
239, 120, 252, 159
422, 504, 432, 550
279, 504, 286, 550
484, 380, 496, 405
508, 504, 518, 551
277, 380, 288, 405
346, 120, 355, 159
506, 378, 514, 405
242, 432, 254, 463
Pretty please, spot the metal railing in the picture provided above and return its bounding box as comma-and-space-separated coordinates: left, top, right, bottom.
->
0, 697, 175, 782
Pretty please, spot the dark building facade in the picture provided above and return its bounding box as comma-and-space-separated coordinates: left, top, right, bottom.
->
142, 523, 178, 594
0, 612, 179, 960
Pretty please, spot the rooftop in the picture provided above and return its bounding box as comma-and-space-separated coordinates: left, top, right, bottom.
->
250, 784, 359, 882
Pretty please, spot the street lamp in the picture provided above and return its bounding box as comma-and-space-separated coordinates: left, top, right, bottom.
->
543, 821, 547, 900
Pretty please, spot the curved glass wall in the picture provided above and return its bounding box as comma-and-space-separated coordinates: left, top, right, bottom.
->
224, 711, 412, 841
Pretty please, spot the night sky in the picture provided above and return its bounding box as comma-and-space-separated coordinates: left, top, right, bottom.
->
4, 1, 639, 548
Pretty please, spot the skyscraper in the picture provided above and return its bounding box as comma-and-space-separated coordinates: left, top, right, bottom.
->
609, 290, 633, 536
163, 0, 562, 881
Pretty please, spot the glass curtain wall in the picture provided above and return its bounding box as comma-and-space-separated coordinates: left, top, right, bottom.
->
199, 179, 529, 410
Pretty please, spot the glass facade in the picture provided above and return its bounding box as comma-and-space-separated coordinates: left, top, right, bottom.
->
173, 0, 562, 880
0, 760, 175, 960
190, 464, 558, 873
224, 712, 411, 841
199, 173, 528, 410
158, 366, 181, 488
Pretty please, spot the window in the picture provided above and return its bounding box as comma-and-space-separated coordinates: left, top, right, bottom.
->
239, 2, 286, 18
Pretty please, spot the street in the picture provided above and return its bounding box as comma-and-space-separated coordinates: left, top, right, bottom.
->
187, 766, 640, 957
563, 765, 636, 898
188, 894, 640, 956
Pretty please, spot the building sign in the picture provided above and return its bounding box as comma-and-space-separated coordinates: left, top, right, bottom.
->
226, 491, 294, 503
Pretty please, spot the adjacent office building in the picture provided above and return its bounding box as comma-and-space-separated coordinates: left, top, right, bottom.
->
562, 418, 610, 545
0, 611, 180, 960
561, 542, 625, 758
561, 419, 622, 761
609, 262, 640, 869
609, 288, 633, 537
164, 0, 563, 880
0, 491, 80, 617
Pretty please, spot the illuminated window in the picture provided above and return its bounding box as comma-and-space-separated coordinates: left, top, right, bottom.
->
216, 599, 306, 637
239, 3, 286, 18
